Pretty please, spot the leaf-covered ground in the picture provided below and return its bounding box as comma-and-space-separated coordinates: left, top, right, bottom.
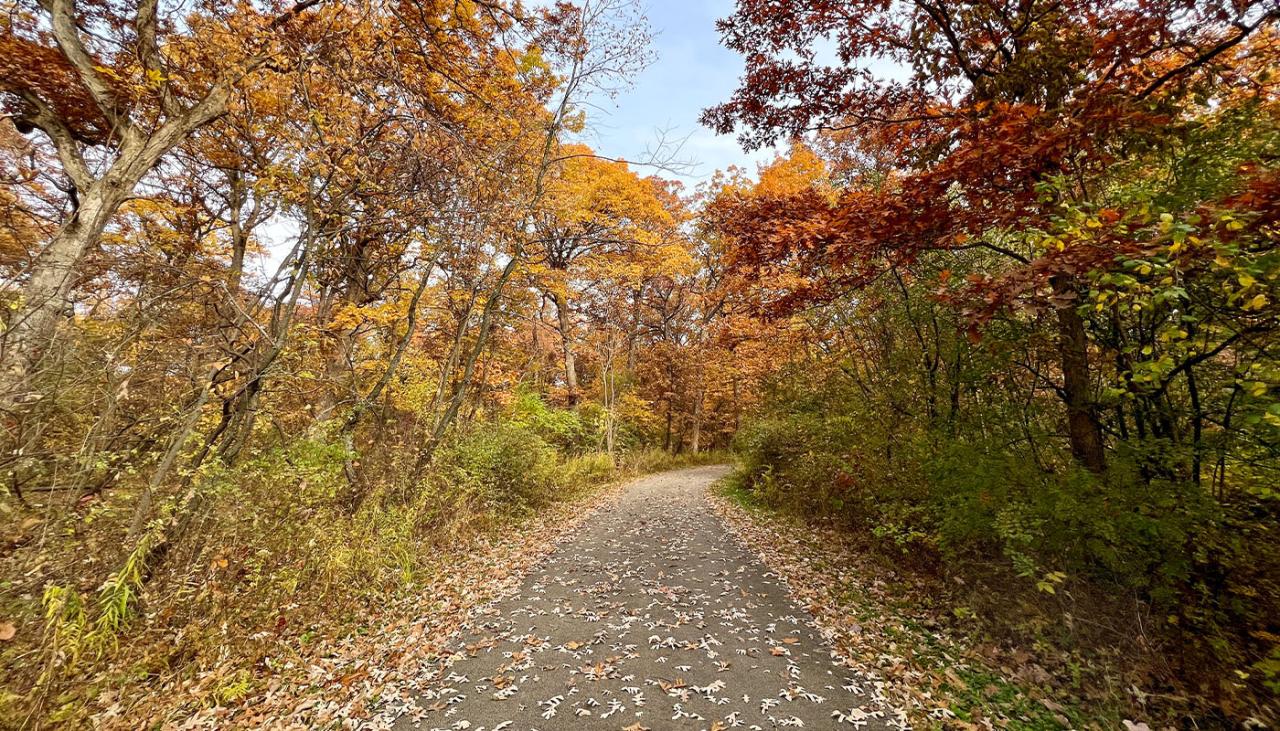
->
94, 464, 1137, 729
708, 482, 1123, 731
94, 474, 635, 729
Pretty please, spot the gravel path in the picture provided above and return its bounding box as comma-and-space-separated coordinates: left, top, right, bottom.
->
389, 465, 898, 730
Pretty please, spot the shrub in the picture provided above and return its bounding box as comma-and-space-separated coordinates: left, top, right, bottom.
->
927, 444, 1213, 590
435, 422, 557, 510
555, 452, 617, 490
507, 389, 592, 453
731, 410, 930, 543
732, 388, 1280, 716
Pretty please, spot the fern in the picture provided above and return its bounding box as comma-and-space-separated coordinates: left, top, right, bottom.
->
39, 521, 164, 677
40, 585, 88, 668
85, 527, 155, 656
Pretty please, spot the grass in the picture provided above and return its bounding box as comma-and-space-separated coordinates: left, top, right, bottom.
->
622, 447, 731, 474
715, 469, 766, 512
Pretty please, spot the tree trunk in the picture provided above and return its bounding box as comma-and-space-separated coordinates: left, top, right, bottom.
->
1, 185, 121, 405
127, 369, 217, 542
2, 83, 231, 408
600, 339, 617, 457
416, 255, 519, 470
690, 387, 704, 453
1052, 275, 1107, 473
226, 169, 250, 294
315, 326, 355, 422
552, 290, 579, 405
663, 403, 673, 452
732, 376, 741, 434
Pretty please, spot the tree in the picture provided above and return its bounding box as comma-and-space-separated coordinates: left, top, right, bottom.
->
530, 145, 675, 403
0, 0, 331, 408
702, 0, 1280, 472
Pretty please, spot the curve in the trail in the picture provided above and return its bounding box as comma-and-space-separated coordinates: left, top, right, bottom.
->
388, 465, 900, 731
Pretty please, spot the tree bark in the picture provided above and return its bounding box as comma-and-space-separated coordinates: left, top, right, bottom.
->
2, 84, 231, 408
2, 184, 119, 404
1, 0, 321, 409
415, 255, 520, 470
127, 370, 217, 542
690, 386, 704, 453
663, 403, 673, 452
552, 290, 579, 405
1051, 275, 1107, 473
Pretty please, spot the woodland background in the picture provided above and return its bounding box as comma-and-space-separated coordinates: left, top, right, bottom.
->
0, 0, 1278, 728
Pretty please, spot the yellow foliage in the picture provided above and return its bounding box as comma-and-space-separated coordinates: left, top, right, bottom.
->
754, 141, 831, 199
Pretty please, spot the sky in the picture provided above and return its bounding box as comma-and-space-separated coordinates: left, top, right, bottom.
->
574, 0, 779, 188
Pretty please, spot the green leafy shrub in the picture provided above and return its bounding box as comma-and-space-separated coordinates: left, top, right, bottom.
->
927, 444, 1213, 591
507, 389, 592, 454
436, 422, 558, 509
732, 364, 1280, 716
732, 409, 932, 548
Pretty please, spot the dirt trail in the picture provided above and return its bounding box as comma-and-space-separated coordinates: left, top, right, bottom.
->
387, 465, 899, 730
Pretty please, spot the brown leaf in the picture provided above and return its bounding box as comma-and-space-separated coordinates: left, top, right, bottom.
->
658, 677, 687, 694
0, 622, 15, 641
944, 668, 968, 690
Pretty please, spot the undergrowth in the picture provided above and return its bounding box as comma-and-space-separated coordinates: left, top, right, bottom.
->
728, 386, 1279, 727
2, 392, 726, 729
714, 476, 1114, 729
